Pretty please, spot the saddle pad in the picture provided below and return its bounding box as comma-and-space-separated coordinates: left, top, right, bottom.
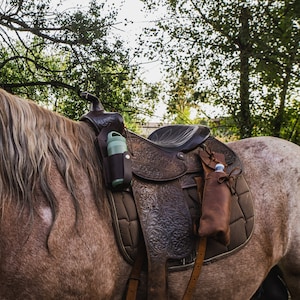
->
107, 190, 141, 264
108, 172, 254, 270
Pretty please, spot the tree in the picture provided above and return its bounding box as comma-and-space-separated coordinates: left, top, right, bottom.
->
163, 65, 208, 124
140, 0, 300, 142
0, 0, 150, 121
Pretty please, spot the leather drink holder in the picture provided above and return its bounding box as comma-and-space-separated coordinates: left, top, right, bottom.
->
198, 148, 232, 246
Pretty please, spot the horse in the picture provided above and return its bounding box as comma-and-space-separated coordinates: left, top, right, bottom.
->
0, 88, 299, 299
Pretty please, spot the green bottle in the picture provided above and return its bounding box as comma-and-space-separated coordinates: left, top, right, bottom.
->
107, 131, 128, 188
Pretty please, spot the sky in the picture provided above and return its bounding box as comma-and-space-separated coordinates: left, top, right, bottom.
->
113, 0, 163, 83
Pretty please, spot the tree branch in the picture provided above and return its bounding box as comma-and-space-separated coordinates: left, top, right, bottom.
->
0, 80, 78, 91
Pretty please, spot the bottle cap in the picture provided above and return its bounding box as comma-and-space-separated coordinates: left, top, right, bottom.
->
215, 163, 225, 172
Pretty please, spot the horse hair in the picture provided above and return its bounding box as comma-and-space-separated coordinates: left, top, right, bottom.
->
0, 88, 104, 222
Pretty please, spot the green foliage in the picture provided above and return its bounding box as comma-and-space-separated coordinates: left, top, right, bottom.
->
0, 0, 159, 125
207, 117, 240, 142
276, 99, 300, 144
140, 0, 300, 144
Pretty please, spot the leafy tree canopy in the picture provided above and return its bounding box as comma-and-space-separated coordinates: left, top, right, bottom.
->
140, 0, 300, 143
0, 0, 160, 122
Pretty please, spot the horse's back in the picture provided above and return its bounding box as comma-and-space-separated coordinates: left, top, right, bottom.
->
229, 136, 300, 220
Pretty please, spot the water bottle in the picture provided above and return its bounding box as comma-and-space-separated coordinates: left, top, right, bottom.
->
107, 131, 127, 156
107, 131, 130, 188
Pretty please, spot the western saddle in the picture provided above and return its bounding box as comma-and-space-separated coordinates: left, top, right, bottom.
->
80, 92, 254, 299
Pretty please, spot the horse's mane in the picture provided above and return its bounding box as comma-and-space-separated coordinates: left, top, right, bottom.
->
0, 89, 104, 220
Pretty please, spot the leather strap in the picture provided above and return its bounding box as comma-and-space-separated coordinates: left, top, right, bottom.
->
182, 175, 207, 300
126, 242, 146, 300
182, 237, 207, 300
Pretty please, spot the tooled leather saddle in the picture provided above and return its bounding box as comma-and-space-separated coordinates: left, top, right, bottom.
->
80, 93, 254, 299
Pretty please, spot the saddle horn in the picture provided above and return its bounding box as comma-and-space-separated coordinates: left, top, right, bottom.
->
80, 91, 104, 112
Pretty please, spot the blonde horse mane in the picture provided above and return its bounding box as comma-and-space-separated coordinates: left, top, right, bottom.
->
0, 89, 104, 220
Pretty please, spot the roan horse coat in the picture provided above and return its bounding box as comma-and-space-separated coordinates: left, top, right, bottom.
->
0, 88, 299, 299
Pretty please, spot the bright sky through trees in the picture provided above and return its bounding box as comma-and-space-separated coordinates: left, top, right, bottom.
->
53, 0, 163, 83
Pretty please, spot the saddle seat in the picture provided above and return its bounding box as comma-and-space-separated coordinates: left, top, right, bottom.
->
148, 124, 210, 152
